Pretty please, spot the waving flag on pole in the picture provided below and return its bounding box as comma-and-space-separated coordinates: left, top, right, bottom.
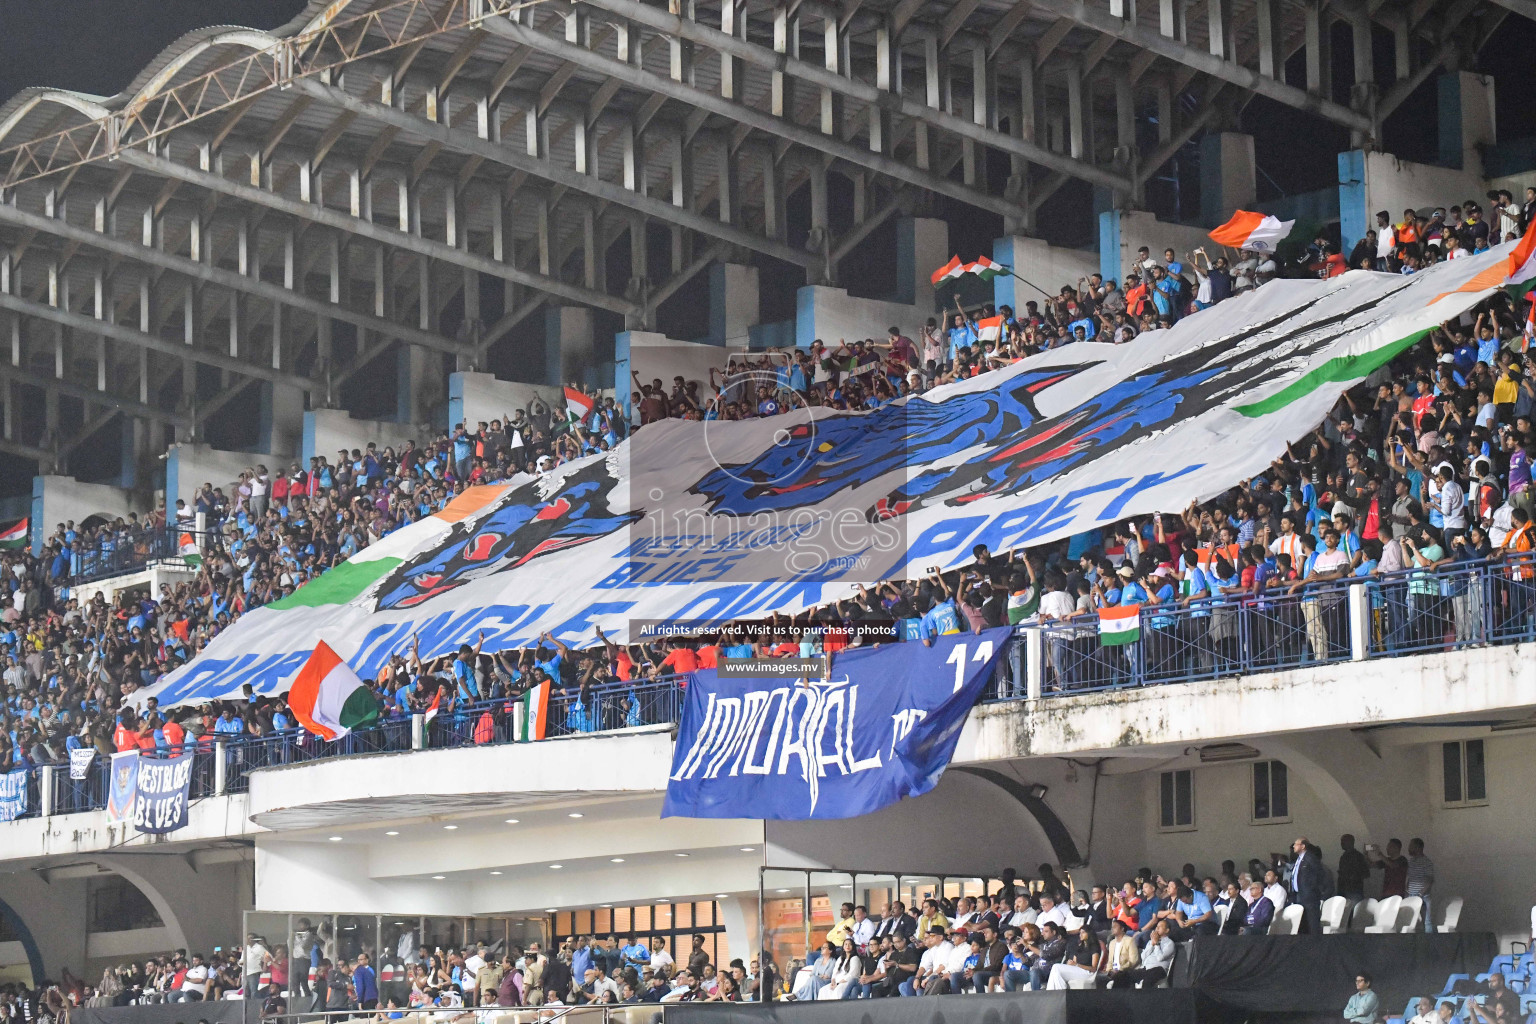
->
1210, 210, 1295, 252
564, 386, 595, 422
289, 641, 378, 739
0, 519, 26, 549
966, 256, 1006, 282
930, 255, 965, 285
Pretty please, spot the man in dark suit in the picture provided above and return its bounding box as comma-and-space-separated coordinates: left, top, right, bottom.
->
1291, 836, 1324, 934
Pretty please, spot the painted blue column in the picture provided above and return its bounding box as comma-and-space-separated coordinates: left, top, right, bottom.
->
1338, 150, 1368, 260
446, 373, 467, 433
165, 447, 181, 513
29, 477, 43, 557
614, 332, 633, 420
795, 286, 819, 349
1098, 209, 1124, 288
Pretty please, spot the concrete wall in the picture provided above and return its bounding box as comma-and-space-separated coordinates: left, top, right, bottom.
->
992, 236, 1100, 313
617, 332, 749, 416
164, 442, 283, 513
794, 286, 931, 349
447, 372, 563, 431
1339, 150, 1489, 255
30, 475, 146, 556
1099, 210, 1218, 287
302, 409, 423, 467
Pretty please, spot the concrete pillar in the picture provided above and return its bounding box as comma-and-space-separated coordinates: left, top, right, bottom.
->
1337, 149, 1368, 259
257, 381, 305, 458
1098, 208, 1124, 287
893, 216, 949, 307
990, 236, 1096, 314
707, 263, 760, 346
1437, 71, 1495, 172
1199, 132, 1257, 228
543, 306, 595, 387
395, 346, 444, 426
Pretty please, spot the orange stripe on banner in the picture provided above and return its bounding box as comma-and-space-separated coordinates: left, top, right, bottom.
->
432, 484, 511, 523
1209, 210, 1266, 248
1429, 261, 1509, 305
290, 641, 342, 741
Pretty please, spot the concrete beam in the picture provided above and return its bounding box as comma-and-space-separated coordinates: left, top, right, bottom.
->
113, 149, 639, 316
290, 79, 820, 272
569, 0, 1137, 194
1019, 0, 1374, 135
0, 291, 314, 392
482, 19, 1036, 220
0, 202, 467, 357
0, 363, 190, 427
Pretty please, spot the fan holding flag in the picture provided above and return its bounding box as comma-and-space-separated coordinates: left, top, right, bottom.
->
1210, 209, 1295, 253
289, 641, 379, 740
564, 385, 596, 425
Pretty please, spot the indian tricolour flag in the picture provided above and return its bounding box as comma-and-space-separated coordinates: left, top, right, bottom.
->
177, 531, 202, 566
289, 641, 379, 739
1098, 604, 1142, 646
976, 315, 1005, 342
965, 256, 1005, 281
0, 519, 26, 549
564, 386, 595, 422
1209, 209, 1294, 252
930, 255, 965, 285
521, 680, 550, 741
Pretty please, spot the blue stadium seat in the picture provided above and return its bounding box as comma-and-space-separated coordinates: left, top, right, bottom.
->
1520, 994, 1536, 1015
1440, 974, 1471, 997
1491, 956, 1520, 977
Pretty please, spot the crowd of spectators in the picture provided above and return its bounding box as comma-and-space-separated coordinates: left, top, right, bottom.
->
779, 833, 1446, 1001
0, 207, 1528, 776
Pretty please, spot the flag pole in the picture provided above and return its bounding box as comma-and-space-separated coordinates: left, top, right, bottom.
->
998, 265, 1056, 302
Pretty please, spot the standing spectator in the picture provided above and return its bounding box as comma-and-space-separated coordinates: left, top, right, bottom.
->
1407, 838, 1436, 931
354, 953, 378, 1010
687, 934, 711, 980
1291, 836, 1324, 934
1367, 839, 1409, 897
1337, 834, 1369, 900
241, 934, 271, 999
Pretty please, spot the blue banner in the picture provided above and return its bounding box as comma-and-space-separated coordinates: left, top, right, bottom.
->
107, 752, 138, 823
132, 753, 193, 834
663, 628, 1012, 820
0, 770, 26, 822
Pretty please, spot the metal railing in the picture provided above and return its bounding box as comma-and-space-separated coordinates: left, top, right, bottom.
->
8, 555, 1536, 822
61, 525, 217, 585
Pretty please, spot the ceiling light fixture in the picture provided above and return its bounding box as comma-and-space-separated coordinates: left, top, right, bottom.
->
443, 824, 459, 831
328, 836, 343, 842
431, 875, 445, 880
568, 812, 584, 819
505, 819, 520, 825
550, 864, 563, 870
385, 831, 400, 836
610, 858, 625, 863
490, 871, 503, 876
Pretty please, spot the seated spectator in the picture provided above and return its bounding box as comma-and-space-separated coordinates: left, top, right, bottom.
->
1343, 972, 1379, 1024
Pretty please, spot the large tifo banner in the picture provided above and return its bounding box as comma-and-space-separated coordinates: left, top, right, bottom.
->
135, 239, 1536, 707
664, 629, 1013, 819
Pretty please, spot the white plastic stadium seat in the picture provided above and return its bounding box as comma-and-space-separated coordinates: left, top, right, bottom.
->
1398, 896, 1423, 932
1270, 905, 1303, 935
1364, 895, 1404, 933
1350, 898, 1380, 932
1440, 896, 1464, 933
1320, 895, 1349, 934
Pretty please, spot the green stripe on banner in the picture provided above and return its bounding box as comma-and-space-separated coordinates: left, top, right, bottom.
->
269, 556, 404, 609
1234, 328, 1434, 418
1101, 629, 1140, 647
338, 687, 380, 730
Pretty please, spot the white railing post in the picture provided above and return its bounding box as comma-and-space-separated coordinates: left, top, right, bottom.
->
412, 714, 427, 750
1025, 627, 1044, 700
39, 766, 53, 817
1348, 582, 1369, 661
214, 741, 228, 795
